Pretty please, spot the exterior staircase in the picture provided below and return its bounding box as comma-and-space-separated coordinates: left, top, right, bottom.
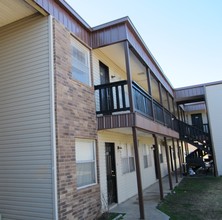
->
178, 121, 212, 170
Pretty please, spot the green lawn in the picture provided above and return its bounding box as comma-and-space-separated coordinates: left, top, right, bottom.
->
158, 176, 222, 220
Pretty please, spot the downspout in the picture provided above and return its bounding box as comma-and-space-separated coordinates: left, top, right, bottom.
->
49, 15, 59, 220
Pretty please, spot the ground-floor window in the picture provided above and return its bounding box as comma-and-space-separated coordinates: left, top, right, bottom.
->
159, 145, 164, 163
75, 139, 96, 188
143, 144, 152, 168
121, 144, 135, 174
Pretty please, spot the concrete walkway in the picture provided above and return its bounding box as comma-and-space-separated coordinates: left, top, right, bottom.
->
111, 174, 183, 220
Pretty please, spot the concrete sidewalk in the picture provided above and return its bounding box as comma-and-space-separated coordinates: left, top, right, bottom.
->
111, 174, 183, 220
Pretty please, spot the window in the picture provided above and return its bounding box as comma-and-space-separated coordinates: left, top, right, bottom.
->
76, 139, 96, 188
161, 86, 169, 110
71, 38, 91, 85
150, 74, 161, 103
143, 144, 152, 168
121, 144, 135, 174
159, 145, 164, 163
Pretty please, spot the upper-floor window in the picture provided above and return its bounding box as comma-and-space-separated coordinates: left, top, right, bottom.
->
150, 74, 161, 103
169, 95, 174, 114
71, 37, 91, 86
161, 86, 169, 110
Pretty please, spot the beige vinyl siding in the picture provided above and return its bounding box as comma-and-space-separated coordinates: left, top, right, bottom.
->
205, 83, 222, 176
0, 14, 54, 220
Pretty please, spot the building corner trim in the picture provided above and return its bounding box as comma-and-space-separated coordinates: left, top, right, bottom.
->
48, 15, 59, 219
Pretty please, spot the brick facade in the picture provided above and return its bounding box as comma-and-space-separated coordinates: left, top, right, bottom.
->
53, 19, 101, 220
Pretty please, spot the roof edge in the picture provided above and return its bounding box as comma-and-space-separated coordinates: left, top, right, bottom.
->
175, 80, 222, 90
59, 0, 92, 30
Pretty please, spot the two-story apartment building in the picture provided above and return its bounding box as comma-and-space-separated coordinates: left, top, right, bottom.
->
0, 1, 221, 219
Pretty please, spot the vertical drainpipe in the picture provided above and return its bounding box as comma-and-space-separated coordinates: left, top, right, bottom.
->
172, 138, 178, 183
124, 41, 145, 219
164, 137, 173, 190
153, 134, 164, 200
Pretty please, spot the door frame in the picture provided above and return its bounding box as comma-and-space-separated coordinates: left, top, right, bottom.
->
105, 142, 118, 204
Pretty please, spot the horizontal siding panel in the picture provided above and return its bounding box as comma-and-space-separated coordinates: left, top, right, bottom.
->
0, 110, 50, 124
0, 26, 48, 46
0, 121, 50, 132
0, 196, 51, 204
0, 95, 50, 110
0, 59, 49, 74
0, 177, 52, 184
0, 101, 49, 117
0, 52, 49, 70
0, 65, 48, 81
0, 14, 54, 219
0, 209, 52, 220
0, 163, 52, 171
0, 83, 49, 100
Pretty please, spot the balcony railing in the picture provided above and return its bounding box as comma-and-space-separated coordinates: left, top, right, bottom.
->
94, 80, 130, 114
94, 80, 178, 131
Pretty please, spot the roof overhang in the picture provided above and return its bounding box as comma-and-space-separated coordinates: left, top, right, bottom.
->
0, 0, 48, 28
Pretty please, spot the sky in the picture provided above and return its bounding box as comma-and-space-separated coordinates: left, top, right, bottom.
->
66, 0, 222, 88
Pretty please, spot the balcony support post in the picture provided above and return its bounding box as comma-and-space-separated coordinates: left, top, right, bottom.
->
164, 137, 173, 190
153, 134, 164, 200
124, 41, 135, 112
132, 127, 145, 219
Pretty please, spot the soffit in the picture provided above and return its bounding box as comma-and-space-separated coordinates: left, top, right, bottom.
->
0, 0, 37, 28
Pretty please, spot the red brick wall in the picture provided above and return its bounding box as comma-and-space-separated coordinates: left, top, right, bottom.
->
53, 19, 101, 220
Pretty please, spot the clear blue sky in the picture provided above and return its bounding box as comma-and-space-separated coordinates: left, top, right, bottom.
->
66, 0, 222, 88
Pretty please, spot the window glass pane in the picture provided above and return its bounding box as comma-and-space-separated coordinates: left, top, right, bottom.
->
121, 157, 129, 174
71, 38, 90, 85
143, 155, 148, 168
128, 144, 134, 157
77, 162, 95, 187
169, 95, 174, 114
76, 140, 94, 161
129, 157, 135, 172
161, 87, 169, 110
150, 74, 160, 102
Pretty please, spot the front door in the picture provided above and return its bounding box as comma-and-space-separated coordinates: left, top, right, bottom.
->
105, 143, 117, 204
191, 113, 203, 130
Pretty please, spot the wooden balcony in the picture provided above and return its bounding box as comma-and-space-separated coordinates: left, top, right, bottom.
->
94, 81, 179, 138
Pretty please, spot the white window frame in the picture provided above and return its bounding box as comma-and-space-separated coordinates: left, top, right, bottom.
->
75, 139, 97, 189
71, 37, 91, 86
121, 144, 135, 174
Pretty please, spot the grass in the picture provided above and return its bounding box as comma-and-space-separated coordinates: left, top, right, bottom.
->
158, 176, 222, 220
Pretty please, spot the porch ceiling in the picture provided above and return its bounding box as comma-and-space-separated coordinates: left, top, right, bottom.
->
99, 42, 148, 91
0, 0, 37, 28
